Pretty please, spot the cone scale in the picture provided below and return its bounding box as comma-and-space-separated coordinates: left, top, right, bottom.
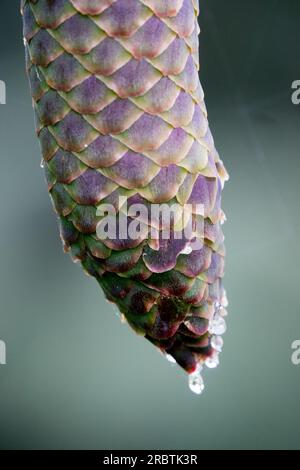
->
21, 0, 229, 393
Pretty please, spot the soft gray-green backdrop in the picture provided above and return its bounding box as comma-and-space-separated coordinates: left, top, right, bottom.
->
0, 0, 299, 450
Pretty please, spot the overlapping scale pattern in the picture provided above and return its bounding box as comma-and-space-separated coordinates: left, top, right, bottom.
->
22, 0, 229, 382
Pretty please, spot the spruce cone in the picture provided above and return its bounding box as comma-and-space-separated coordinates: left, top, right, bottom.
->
21, 0, 229, 393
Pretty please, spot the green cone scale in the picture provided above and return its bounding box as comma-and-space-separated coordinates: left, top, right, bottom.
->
21, 0, 229, 392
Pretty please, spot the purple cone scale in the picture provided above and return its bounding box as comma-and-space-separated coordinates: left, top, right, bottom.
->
21, 0, 229, 390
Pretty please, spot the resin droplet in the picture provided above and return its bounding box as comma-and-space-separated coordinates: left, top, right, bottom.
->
209, 314, 227, 335
111, 304, 126, 323
40, 159, 45, 168
188, 365, 204, 395
220, 210, 227, 225
211, 335, 223, 352
218, 306, 228, 317
205, 352, 219, 369
165, 354, 176, 364
179, 245, 193, 255
221, 290, 229, 308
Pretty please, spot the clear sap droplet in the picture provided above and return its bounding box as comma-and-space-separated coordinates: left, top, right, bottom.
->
23, 37, 27, 47
209, 314, 227, 336
221, 291, 229, 308
189, 367, 204, 395
180, 245, 193, 255
219, 306, 228, 317
165, 354, 176, 364
205, 352, 219, 369
211, 335, 223, 352
111, 304, 125, 323
40, 159, 45, 168
220, 210, 227, 225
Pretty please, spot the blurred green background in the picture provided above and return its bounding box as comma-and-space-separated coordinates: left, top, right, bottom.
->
0, 0, 300, 450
